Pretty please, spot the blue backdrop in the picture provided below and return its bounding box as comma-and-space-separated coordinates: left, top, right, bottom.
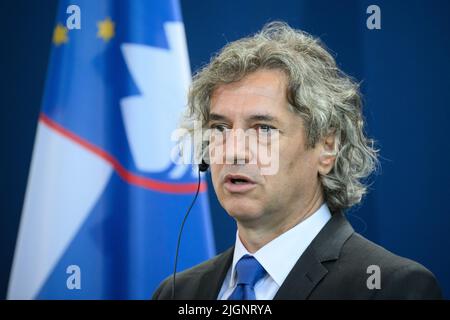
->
1, 0, 449, 299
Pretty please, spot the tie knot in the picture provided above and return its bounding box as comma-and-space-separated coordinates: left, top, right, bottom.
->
234, 255, 266, 287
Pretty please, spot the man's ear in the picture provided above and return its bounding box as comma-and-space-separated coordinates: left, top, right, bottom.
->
318, 132, 337, 175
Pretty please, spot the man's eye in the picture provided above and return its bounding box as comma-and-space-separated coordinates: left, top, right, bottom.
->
210, 124, 228, 132
257, 124, 275, 133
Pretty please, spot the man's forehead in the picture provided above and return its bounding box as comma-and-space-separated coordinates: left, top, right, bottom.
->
209, 90, 286, 122
208, 69, 293, 124
211, 84, 283, 101
211, 69, 287, 102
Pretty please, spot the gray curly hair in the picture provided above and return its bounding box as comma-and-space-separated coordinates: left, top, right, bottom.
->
183, 21, 378, 214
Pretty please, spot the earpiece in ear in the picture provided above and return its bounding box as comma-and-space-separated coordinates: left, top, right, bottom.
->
199, 141, 210, 172
199, 159, 209, 172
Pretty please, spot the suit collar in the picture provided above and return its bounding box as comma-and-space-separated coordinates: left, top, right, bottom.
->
232, 203, 332, 288
274, 212, 354, 300
195, 212, 354, 300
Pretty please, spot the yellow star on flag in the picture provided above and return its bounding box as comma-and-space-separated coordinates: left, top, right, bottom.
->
97, 17, 115, 42
53, 23, 68, 46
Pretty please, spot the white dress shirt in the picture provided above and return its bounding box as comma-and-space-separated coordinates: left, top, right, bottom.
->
217, 203, 332, 300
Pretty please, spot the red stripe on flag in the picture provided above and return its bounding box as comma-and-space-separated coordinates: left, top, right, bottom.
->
39, 113, 207, 194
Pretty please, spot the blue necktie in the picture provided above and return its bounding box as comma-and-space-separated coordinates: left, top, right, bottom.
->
228, 255, 267, 300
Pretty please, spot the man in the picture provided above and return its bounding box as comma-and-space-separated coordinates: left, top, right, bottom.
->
153, 22, 442, 300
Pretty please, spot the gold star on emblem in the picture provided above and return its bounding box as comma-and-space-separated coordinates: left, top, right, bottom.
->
53, 23, 68, 46
97, 17, 115, 42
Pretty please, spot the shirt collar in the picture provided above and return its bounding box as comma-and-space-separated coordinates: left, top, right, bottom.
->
229, 203, 332, 288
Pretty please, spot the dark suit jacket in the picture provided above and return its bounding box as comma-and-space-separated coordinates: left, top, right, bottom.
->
153, 212, 442, 299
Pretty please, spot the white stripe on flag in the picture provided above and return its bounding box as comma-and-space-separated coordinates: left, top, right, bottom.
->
7, 121, 113, 299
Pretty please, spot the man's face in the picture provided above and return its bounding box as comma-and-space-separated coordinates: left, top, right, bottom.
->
208, 69, 325, 230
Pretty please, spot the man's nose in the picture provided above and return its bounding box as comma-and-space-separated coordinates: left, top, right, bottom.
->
224, 129, 251, 165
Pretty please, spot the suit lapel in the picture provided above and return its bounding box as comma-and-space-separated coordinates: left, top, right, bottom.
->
274, 212, 354, 300
273, 249, 329, 300
195, 246, 234, 299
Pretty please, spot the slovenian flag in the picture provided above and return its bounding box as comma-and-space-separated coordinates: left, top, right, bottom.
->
8, 0, 215, 299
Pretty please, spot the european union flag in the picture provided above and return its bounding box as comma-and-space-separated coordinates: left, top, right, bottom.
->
8, 0, 215, 299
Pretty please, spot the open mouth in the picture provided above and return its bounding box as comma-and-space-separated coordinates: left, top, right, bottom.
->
230, 178, 250, 185
223, 174, 256, 193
